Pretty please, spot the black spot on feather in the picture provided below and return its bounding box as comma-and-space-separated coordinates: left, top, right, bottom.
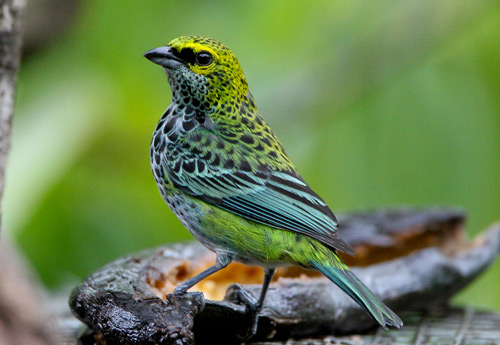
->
196, 160, 205, 172
241, 133, 254, 144
182, 119, 196, 132
182, 161, 196, 173
153, 134, 161, 148
240, 160, 252, 172
164, 117, 176, 134
216, 140, 225, 149
224, 159, 234, 169
212, 155, 220, 166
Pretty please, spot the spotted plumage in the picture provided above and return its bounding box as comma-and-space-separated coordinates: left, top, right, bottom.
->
145, 36, 402, 338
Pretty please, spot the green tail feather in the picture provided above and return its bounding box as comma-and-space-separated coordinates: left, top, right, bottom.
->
311, 258, 403, 329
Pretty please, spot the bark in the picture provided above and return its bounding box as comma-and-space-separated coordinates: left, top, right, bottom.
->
0, 0, 23, 227
0, 2, 57, 345
68, 208, 500, 345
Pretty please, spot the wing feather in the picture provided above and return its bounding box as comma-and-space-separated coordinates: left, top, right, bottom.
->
164, 140, 354, 255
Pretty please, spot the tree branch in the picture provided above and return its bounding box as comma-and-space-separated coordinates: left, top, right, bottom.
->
0, 0, 24, 227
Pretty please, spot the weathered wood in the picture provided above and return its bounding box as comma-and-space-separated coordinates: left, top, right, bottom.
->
69, 208, 500, 344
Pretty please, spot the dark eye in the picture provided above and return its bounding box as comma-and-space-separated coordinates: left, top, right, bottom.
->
196, 51, 213, 66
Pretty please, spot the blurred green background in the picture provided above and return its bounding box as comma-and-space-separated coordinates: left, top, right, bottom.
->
3, 0, 500, 310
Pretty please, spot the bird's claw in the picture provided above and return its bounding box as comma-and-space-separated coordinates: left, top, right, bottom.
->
227, 284, 257, 310
172, 288, 186, 295
237, 316, 259, 342
226, 284, 261, 341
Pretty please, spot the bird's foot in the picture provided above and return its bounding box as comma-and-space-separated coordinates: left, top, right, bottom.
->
227, 283, 258, 308
166, 291, 206, 313
238, 314, 259, 342
172, 287, 187, 295
226, 284, 260, 341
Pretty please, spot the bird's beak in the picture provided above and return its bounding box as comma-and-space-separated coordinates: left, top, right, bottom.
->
144, 46, 184, 69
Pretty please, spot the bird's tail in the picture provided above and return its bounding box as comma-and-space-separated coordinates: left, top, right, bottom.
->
309, 252, 403, 329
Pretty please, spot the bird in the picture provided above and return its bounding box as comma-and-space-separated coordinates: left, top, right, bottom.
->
144, 36, 402, 339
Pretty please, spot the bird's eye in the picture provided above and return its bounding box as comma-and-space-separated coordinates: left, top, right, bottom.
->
196, 51, 213, 66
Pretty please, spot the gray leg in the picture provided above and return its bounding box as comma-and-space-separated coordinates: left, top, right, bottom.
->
240, 268, 276, 340
173, 253, 232, 295
254, 268, 275, 311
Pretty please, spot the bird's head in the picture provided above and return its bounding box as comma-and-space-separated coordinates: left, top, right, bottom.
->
145, 36, 250, 113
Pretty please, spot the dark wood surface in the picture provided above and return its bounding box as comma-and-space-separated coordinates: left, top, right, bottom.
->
68, 208, 500, 344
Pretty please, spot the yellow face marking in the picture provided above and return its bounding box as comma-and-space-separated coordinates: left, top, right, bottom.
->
183, 43, 218, 75
168, 38, 220, 76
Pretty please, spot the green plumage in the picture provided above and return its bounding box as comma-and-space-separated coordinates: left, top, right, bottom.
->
145, 36, 402, 333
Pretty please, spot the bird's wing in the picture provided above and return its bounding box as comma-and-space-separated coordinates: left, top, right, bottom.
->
164, 138, 354, 255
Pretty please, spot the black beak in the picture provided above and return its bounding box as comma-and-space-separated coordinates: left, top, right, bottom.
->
144, 46, 184, 69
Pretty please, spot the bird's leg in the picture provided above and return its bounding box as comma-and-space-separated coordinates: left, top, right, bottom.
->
173, 253, 232, 295
237, 268, 276, 341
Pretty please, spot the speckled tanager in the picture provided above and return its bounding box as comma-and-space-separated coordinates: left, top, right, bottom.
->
144, 36, 402, 339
